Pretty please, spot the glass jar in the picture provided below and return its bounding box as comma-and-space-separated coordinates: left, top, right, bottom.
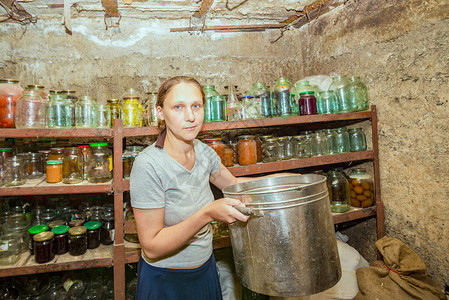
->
77, 145, 89, 180
317, 91, 338, 114
61, 90, 77, 127
202, 85, 220, 123
123, 146, 143, 180
208, 96, 226, 122
348, 128, 367, 152
218, 221, 230, 237
15, 90, 46, 128
38, 150, 50, 173
327, 169, 351, 213
0, 232, 22, 265
323, 129, 339, 155
68, 226, 87, 256
100, 203, 114, 245
250, 82, 271, 118
349, 76, 369, 111
86, 143, 112, 183
89, 206, 102, 222
68, 219, 85, 227
329, 75, 355, 113
2, 213, 29, 254
46, 160, 63, 183
47, 94, 71, 128
237, 135, 257, 165
261, 138, 281, 163
211, 221, 220, 239
3, 156, 26, 186
255, 136, 263, 163
62, 147, 83, 184
241, 96, 263, 120
124, 206, 139, 243
224, 145, 234, 167
48, 220, 65, 230
272, 77, 292, 117
17, 152, 43, 179
122, 97, 142, 127
0, 79, 23, 128
335, 127, 351, 153
309, 131, 330, 157
107, 99, 121, 124
28, 224, 49, 254
34, 231, 55, 264
75, 96, 96, 128
48, 147, 64, 161
291, 135, 310, 158
94, 104, 111, 128
299, 91, 318, 115
276, 137, 293, 160
84, 221, 101, 249
204, 138, 225, 165
349, 168, 374, 208
226, 86, 241, 121
144, 92, 158, 126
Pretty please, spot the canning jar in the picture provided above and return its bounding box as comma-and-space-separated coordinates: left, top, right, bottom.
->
88, 206, 102, 222
46, 160, 63, 183
107, 99, 121, 123
348, 128, 367, 152
2, 213, 29, 254
237, 135, 257, 165
261, 138, 281, 163
226, 86, 241, 121
277, 137, 293, 160
208, 96, 226, 122
77, 145, 89, 180
47, 94, 71, 128
317, 91, 338, 114
349, 168, 374, 208
84, 221, 101, 249
0, 149, 12, 186
335, 127, 351, 153
68, 226, 87, 256
26, 84, 48, 102
211, 221, 220, 239
48, 147, 64, 161
224, 145, 234, 167
51, 225, 69, 255
202, 85, 220, 123
230, 142, 239, 164
122, 97, 142, 127
124, 205, 139, 243
33, 231, 55, 263
0, 79, 23, 128
329, 75, 355, 113
327, 169, 351, 213
18, 152, 43, 179
309, 131, 330, 157
323, 129, 339, 155
146, 92, 158, 126
15, 90, 46, 128
123, 146, 143, 180
3, 156, 26, 186
38, 150, 50, 172
272, 77, 292, 117
250, 82, 271, 118
95, 103, 111, 128
299, 91, 318, 115
28, 224, 49, 254
62, 147, 83, 184
219, 221, 230, 237
241, 96, 263, 120
255, 136, 263, 162
86, 143, 112, 183
291, 135, 310, 158
204, 138, 225, 165
48, 220, 65, 230
0, 233, 22, 265
349, 76, 369, 111
68, 219, 84, 227
76, 96, 96, 128
100, 203, 114, 245
61, 90, 77, 127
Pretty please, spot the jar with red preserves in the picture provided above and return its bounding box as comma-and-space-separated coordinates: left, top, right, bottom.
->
237, 135, 257, 165
0, 79, 23, 128
224, 145, 234, 167
204, 138, 225, 165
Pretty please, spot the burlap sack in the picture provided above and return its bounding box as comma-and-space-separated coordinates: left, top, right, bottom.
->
355, 236, 446, 300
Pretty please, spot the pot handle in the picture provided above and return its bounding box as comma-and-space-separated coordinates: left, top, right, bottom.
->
234, 206, 263, 217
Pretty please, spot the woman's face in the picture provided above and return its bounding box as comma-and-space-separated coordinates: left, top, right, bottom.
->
157, 82, 204, 143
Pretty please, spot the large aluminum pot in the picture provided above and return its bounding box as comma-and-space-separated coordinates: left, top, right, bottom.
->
223, 174, 341, 297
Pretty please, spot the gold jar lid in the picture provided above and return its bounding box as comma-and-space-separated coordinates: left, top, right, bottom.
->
48, 220, 65, 229
33, 231, 54, 242
107, 98, 120, 103
277, 136, 288, 141
69, 226, 87, 236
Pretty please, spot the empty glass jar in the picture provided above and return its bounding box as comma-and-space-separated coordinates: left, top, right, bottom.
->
62, 147, 84, 184
348, 128, 367, 152
146, 92, 158, 126
277, 137, 293, 160
61, 90, 77, 127
250, 82, 271, 118
317, 91, 339, 114
261, 138, 281, 163
47, 94, 71, 128
203, 85, 220, 123
323, 129, 339, 155
76, 96, 96, 128
335, 127, 351, 153
349, 76, 369, 111
309, 131, 330, 157
95, 104, 111, 128
329, 75, 355, 113
86, 143, 112, 183
17, 152, 43, 179
208, 96, 226, 122
3, 156, 26, 186
123, 146, 143, 180
15, 90, 46, 129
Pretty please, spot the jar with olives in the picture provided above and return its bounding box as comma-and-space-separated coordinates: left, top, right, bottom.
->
349, 168, 374, 208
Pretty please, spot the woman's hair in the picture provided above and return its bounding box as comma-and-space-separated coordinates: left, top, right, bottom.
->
156, 76, 205, 130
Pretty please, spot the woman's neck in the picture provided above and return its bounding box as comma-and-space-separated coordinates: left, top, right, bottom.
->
164, 130, 196, 170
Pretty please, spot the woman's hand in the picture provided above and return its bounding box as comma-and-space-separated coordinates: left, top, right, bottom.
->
202, 198, 249, 224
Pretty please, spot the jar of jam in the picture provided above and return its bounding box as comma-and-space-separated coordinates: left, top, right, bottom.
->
349, 168, 374, 208
46, 160, 63, 183
237, 135, 257, 166
51, 225, 69, 255
0, 78, 23, 128
34, 231, 55, 263
204, 138, 225, 165
100, 203, 114, 245
299, 91, 318, 115
28, 224, 48, 255
48, 220, 65, 230
84, 221, 101, 249
48, 148, 64, 161
68, 219, 85, 227
86, 143, 112, 183
68, 226, 87, 256
62, 147, 83, 184
261, 138, 281, 163
224, 145, 234, 167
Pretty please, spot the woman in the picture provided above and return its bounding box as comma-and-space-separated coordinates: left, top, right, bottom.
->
130, 76, 252, 300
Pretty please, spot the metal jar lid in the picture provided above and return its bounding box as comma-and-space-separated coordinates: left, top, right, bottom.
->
68, 226, 87, 236
33, 231, 54, 242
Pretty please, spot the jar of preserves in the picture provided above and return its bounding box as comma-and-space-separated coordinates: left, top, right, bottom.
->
15, 90, 46, 129
0, 232, 22, 265
122, 97, 142, 127
208, 96, 226, 122
61, 90, 77, 127
34, 231, 55, 264
0, 148, 13, 160
17, 152, 43, 179
272, 77, 292, 117
0, 79, 23, 128
335, 127, 351, 153
94, 103, 111, 128
107, 99, 121, 122
348, 128, 367, 152
48, 147, 64, 161
204, 138, 225, 165
224, 145, 234, 167
237, 135, 257, 165
329, 75, 355, 112
62, 147, 83, 184
323, 129, 339, 155
84, 221, 101, 249
123, 146, 143, 180
291, 135, 310, 158
48, 220, 65, 230
202, 85, 220, 123
28, 224, 49, 255
299, 91, 318, 115
261, 138, 281, 163
68, 226, 87, 256
276, 137, 293, 160
146, 92, 158, 126
75, 96, 96, 128
47, 94, 71, 128
349, 76, 369, 111
317, 91, 338, 115
3, 156, 26, 186
230, 142, 238, 164
124, 205, 139, 243
349, 168, 374, 208
327, 169, 351, 213
309, 131, 330, 157
100, 203, 114, 245
46, 160, 63, 183
68, 219, 85, 227
250, 82, 271, 118
51, 225, 69, 255
86, 143, 112, 183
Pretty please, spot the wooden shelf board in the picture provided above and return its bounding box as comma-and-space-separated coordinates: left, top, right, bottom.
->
122, 127, 159, 137
332, 206, 377, 224
0, 245, 113, 278
0, 128, 113, 138
0, 178, 113, 196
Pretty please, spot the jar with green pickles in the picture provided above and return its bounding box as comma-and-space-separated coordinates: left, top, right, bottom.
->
122, 97, 142, 128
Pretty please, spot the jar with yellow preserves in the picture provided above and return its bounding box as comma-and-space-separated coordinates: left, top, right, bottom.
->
46, 160, 63, 183
122, 97, 142, 127
349, 168, 374, 208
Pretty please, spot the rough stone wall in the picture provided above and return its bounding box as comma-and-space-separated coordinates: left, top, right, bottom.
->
295, 0, 449, 287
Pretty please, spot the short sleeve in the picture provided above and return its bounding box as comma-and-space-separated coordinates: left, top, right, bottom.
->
130, 153, 166, 209
197, 140, 221, 175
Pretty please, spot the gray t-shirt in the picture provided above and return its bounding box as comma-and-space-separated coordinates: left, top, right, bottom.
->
130, 139, 221, 268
